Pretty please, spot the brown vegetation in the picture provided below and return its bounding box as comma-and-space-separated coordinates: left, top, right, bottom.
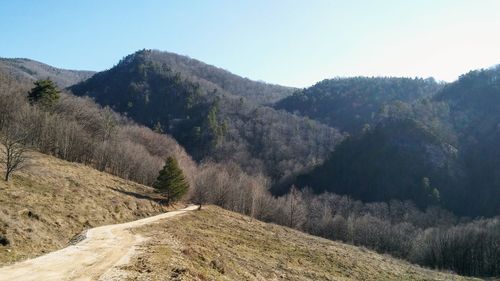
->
0, 72, 196, 186
118, 206, 477, 281
0, 151, 172, 265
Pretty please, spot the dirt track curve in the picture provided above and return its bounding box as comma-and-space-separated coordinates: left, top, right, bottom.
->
0, 205, 198, 281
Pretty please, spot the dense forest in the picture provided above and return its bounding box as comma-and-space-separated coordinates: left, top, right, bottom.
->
70, 50, 344, 183
133, 50, 296, 104
291, 119, 458, 209
1, 51, 499, 277
275, 77, 443, 133
291, 66, 500, 217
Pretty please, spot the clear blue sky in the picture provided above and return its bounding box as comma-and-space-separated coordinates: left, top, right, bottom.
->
1, 0, 500, 87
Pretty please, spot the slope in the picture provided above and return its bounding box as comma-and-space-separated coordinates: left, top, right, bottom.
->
0, 150, 170, 265
134, 49, 296, 104
0, 58, 95, 88
292, 119, 461, 211
431, 65, 500, 216
275, 77, 443, 134
0, 206, 198, 281
289, 65, 500, 217
115, 206, 476, 281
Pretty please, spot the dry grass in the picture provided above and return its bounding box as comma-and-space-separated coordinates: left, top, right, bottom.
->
0, 151, 173, 265
0, 152, 481, 280
120, 206, 478, 281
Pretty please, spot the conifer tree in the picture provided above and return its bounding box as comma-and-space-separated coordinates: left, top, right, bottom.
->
28, 79, 60, 109
153, 156, 189, 204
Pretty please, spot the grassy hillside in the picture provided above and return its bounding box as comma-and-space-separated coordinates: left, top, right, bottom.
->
0, 151, 170, 265
117, 206, 476, 281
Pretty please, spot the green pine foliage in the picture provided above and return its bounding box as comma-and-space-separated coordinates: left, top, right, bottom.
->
28, 79, 61, 109
153, 156, 189, 204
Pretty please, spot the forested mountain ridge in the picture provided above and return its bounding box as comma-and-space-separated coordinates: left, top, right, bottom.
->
275, 77, 443, 134
432, 66, 500, 216
0, 58, 95, 88
292, 119, 462, 210
292, 65, 500, 217
70, 50, 343, 183
119, 49, 296, 104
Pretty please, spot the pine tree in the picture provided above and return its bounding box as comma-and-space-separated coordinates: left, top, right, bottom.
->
153, 156, 189, 204
28, 79, 60, 109
153, 121, 164, 133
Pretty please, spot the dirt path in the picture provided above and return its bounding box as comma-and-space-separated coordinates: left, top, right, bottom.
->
0, 205, 198, 281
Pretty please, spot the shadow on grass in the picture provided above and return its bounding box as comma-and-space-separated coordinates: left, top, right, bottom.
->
108, 187, 164, 204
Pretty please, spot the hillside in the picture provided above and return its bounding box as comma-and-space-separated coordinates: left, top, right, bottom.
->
115, 206, 475, 281
0, 150, 169, 265
288, 66, 500, 217
1, 53, 498, 277
130, 50, 296, 104
275, 77, 443, 134
431, 66, 500, 216
0, 58, 95, 88
291, 119, 461, 210
70, 50, 343, 182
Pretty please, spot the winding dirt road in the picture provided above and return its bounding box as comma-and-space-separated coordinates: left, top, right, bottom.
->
0, 205, 198, 281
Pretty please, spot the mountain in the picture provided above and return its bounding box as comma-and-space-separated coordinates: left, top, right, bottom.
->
120, 49, 296, 104
1, 54, 498, 278
292, 66, 500, 217
431, 65, 500, 216
70, 50, 343, 183
293, 119, 462, 211
0, 58, 95, 88
275, 77, 443, 134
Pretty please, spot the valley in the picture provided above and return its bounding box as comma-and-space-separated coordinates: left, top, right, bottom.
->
2, 2, 500, 279
0, 49, 499, 279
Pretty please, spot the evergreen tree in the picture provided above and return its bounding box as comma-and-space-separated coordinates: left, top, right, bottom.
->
28, 79, 60, 109
153, 156, 189, 204
153, 121, 164, 133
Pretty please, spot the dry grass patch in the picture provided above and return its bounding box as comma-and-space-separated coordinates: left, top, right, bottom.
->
121, 206, 478, 281
0, 151, 172, 265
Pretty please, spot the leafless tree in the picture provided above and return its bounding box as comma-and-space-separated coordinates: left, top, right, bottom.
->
0, 122, 30, 181
281, 186, 306, 229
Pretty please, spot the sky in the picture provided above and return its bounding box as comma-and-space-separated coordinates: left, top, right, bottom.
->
1, 0, 500, 87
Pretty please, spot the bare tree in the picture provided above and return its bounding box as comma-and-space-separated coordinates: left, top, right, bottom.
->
0, 123, 30, 181
191, 172, 211, 210
283, 186, 306, 229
